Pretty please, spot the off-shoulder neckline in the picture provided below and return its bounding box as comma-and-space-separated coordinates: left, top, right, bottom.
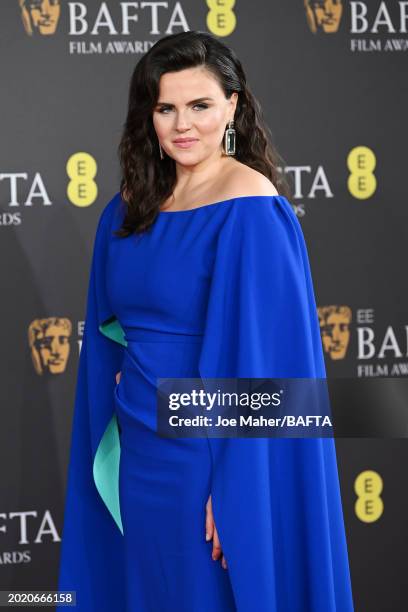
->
158, 194, 283, 214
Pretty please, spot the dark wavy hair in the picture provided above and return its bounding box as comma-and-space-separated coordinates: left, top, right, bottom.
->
116, 30, 291, 236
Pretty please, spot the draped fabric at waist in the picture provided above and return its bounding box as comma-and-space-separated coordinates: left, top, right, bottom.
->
115, 327, 203, 434
123, 326, 204, 344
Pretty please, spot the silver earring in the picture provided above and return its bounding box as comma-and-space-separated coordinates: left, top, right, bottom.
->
159, 143, 164, 160
224, 119, 236, 156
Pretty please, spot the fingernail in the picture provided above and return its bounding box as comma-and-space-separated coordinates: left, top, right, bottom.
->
205, 533, 211, 541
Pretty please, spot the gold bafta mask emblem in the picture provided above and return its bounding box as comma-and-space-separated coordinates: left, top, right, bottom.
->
318, 306, 352, 360
28, 317, 72, 375
19, 0, 61, 36
304, 0, 343, 34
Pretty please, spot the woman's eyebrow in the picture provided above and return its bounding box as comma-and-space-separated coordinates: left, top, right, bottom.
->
156, 97, 214, 106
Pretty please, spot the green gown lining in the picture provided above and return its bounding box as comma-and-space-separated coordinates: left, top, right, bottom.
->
93, 317, 127, 535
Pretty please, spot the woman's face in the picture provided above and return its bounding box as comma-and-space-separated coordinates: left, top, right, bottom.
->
152, 66, 238, 165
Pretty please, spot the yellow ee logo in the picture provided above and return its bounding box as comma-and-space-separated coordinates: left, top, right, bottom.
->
66, 153, 98, 207
354, 470, 383, 522
206, 0, 236, 37
347, 146, 377, 200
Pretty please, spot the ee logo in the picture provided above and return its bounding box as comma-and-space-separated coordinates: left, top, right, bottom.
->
66, 152, 98, 207
354, 470, 383, 522
347, 146, 377, 200
206, 0, 236, 37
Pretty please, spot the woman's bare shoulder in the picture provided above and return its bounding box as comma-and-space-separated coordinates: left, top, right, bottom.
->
222, 161, 279, 198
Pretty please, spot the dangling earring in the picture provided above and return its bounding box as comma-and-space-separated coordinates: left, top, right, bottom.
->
224, 119, 236, 156
159, 143, 164, 160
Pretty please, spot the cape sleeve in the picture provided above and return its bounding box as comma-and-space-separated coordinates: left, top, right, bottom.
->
57, 193, 127, 611
198, 196, 354, 612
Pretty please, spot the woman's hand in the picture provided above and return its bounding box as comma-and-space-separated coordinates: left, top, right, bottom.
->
205, 494, 228, 570
116, 371, 121, 384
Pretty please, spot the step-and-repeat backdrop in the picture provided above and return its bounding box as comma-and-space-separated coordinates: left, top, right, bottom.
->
1, 2, 407, 611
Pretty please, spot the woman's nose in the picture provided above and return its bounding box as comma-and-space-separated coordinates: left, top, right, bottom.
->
174, 111, 191, 130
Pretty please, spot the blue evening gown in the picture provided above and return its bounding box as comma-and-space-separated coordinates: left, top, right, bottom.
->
57, 192, 354, 611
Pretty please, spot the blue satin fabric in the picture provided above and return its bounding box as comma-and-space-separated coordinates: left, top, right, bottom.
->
115, 329, 235, 610
57, 192, 354, 611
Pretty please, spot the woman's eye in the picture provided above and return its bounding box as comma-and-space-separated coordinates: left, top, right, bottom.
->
157, 103, 208, 114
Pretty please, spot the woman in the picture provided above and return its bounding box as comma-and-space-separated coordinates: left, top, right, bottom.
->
57, 31, 354, 611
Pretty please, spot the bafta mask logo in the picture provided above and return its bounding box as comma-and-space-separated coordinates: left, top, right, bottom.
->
304, 0, 343, 34
28, 317, 72, 375
18, 0, 61, 37
318, 305, 352, 360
